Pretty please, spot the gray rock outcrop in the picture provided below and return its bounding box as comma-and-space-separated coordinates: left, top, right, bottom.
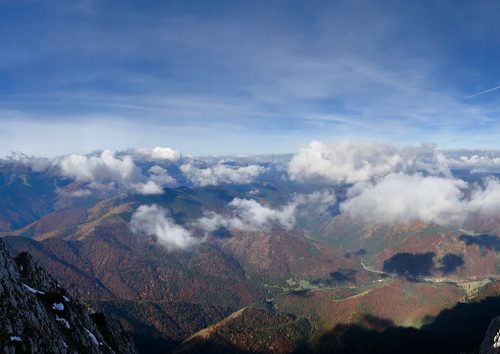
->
480, 316, 500, 354
0, 238, 137, 353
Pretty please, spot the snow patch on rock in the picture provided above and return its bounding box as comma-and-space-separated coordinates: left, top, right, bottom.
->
493, 328, 500, 349
55, 315, 70, 329
52, 303, 64, 311
22, 283, 45, 295
85, 328, 99, 346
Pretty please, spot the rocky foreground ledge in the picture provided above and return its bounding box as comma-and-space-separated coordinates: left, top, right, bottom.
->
0, 238, 136, 354
481, 316, 500, 354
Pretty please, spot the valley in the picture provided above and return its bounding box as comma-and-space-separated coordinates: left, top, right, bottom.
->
4, 1, 500, 352
1, 151, 500, 353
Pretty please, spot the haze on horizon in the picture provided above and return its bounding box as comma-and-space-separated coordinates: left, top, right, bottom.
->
1, 0, 500, 156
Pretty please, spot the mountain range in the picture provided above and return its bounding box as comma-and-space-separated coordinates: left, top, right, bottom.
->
2, 145, 500, 353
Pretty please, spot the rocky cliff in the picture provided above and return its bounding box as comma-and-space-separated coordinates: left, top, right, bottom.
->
0, 238, 137, 354
481, 316, 500, 354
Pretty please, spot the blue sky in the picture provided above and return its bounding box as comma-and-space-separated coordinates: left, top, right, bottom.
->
1, 0, 500, 156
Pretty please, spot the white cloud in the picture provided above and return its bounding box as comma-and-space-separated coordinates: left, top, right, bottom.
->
196, 190, 336, 232
286, 141, 500, 228
68, 189, 92, 197
55, 150, 175, 195
4, 151, 51, 171
133, 147, 181, 161
132, 181, 164, 195
340, 173, 500, 227
196, 198, 297, 232
468, 178, 500, 217
288, 140, 449, 184
149, 165, 177, 186
180, 163, 265, 186
294, 190, 337, 217
57, 149, 141, 183
340, 173, 467, 225
130, 204, 202, 250
445, 151, 500, 173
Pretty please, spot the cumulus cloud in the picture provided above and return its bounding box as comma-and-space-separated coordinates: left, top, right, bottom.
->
180, 163, 265, 186
132, 181, 164, 195
149, 165, 177, 186
288, 140, 449, 184
130, 204, 202, 250
68, 189, 92, 197
55, 149, 175, 195
133, 147, 181, 161
196, 190, 336, 232
445, 151, 500, 173
196, 198, 297, 232
57, 149, 141, 183
340, 173, 467, 225
286, 141, 500, 227
467, 178, 500, 217
340, 173, 500, 227
4, 151, 51, 171
294, 190, 337, 217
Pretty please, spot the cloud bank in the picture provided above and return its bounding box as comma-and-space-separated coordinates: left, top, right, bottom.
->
196, 191, 336, 232
4, 152, 51, 171
340, 173, 500, 227
130, 204, 201, 250
340, 173, 467, 225
55, 149, 176, 195
3, 146, 273, 193
57, 149, 141, 184
133, 147, 181, 161
180, 163, 265, 187
287, 140, 500, 228
288, 140, 449, 184
7, 141, 500, 232
197, 198, 297, 232
445, 151, 500, 173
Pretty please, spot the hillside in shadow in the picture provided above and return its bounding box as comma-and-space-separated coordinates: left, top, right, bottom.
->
382, 252, 465, 279
307, 295, 500, 354
383, 252, 436, 278
171, 296, 500, 354
460, 234, 500, 251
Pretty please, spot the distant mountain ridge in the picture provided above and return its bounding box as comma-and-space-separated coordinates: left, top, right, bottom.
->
2, 152, 500, 353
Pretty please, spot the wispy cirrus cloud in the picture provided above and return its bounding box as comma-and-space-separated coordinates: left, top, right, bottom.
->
2, 1, 500, 154
465, 85, 500, 99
